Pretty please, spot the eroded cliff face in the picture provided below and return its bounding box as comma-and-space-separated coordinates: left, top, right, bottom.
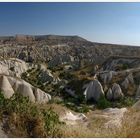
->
1, 35, 140, 66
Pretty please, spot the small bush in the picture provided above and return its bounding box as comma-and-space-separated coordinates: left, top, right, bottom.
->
42, 108, 62, 137
97, 96, 111, 109
0, 92, 5, 107
112, 97, 136, 108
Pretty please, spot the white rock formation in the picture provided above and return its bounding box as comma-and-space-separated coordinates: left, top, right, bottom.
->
0, 64, 10, 75
112, 83, 124, 100
60, 111, 87, 125
34, 88, 51, 104
48, 54, 74, 68
107, 83, 124, 100
83, 80, 104, 102
100, 71, 117, 84
0, 75, 14, 98
135, 85, 140, 99
132, 100, 140, 111
127, 73, 134, 84
0, 58, 30, 77
121, 73, 134, 89
0, 75, 51, 103
121, 78, 129, 89
16, 82, 35, 102
103, 108, 127, 129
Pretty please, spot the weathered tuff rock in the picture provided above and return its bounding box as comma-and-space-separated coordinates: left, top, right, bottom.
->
89, 107, 127, 130
83, 79, 104, 102
100, 71, 117, 84
132, 99, 140, 111
112, 83, 124, 100
0, 75, 51, 103
121, 78, 129, 89
0, 58, 31, 77
34, 88, 51, 104
106, 83, 124, 100
38, 69, 60, 84
121, 73, 135, 96
0, 75, 14, 98
135, 85, 140, 99
60, 111, 87, 125
16, 82, 35, 102
103, 108, 127, 129
48, 54, 74, 68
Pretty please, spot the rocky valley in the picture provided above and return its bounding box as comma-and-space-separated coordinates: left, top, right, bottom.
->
0, 34, 140, 138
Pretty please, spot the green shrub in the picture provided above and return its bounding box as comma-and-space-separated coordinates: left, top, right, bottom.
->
42, 108, 62, 137
122, 97, 136, 106
75, 105, 89, 113
113, 97, 136, 108
0, 91, 6, 109
0, 92, 63, 137
4, 93, 31, 114
97, 96, 111, 109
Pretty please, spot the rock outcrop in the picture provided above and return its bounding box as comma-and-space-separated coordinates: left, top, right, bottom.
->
135, 85, 140, 100
121, 73, 135, 96
0, 75, 14, 98
48, 54, 74, 68
60, 111, 87, 125
83, 80, 104, 102
0, 75, 51, 103
38, 70, 54, 83
112, 83, 124, 100
132, 99, 140, 111
103, 108, 127, 129
106, 83, 124, 100
0, 58, 30, 77
16, 82, 35, 102
100, 71, 116, 84
34, 88, 51, 104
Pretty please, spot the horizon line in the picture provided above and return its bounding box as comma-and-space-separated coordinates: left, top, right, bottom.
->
0, 33, 140, 47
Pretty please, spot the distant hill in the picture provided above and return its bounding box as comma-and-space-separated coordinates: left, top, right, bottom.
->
0, 34, 89, 45
0, 34, 140, 48
34, 35, 87, 42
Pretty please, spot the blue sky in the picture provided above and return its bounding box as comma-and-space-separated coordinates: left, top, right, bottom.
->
0, 2, 140, 46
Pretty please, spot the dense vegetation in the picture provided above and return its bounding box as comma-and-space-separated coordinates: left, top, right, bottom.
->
0, 92, 64, 138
